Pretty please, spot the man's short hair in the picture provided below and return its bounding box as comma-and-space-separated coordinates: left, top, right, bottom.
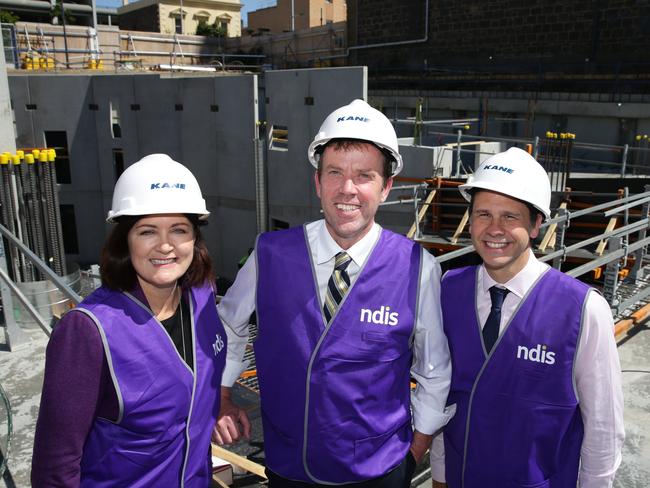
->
468, 190, 542, 228
315, 139, 394, 186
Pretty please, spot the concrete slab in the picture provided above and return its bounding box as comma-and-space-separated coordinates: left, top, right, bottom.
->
0, 323, 648, 487
0, 328, 47, 488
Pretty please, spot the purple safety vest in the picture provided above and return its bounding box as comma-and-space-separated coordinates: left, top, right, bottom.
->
255, 225, 422, 484
76, 283, 226, 488
442, 266, 589, 488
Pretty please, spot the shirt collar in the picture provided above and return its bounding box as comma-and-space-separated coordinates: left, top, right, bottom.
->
314, 220, 381, 267
480, 249, 547, 299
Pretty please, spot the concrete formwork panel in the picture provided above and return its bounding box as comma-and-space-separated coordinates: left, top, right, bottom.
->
9, 75, 106, 264
8, 73, 260, 279
264, 66, 367, 227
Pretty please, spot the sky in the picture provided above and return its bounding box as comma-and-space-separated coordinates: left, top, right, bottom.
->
95, 0, 278, 26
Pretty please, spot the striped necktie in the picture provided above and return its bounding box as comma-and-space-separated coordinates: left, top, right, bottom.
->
323, 252, 352, 323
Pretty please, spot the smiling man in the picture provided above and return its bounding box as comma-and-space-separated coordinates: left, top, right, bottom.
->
216, 99, 452, 487
430, 147, 624, 488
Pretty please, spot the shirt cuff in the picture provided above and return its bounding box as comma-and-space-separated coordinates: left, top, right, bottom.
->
430, 432, 446, 482
412, 403, 456, 435
221, 360, 247, 387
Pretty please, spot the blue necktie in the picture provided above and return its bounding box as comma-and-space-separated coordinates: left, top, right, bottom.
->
483, 286, 509, 353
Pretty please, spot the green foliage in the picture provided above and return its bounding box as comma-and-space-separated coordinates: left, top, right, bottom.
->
51, 0, 75, 24
0, 10, 19, 24
196, 20, 226, 38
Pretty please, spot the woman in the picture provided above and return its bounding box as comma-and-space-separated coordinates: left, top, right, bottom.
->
32, 154, 226, 487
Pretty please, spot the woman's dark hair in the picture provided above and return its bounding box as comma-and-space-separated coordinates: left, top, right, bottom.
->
100, 214, 214, 291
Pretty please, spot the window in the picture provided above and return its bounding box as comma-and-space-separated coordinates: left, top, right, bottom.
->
272, 219, 290, 231
110, 102, 121, 138
220, 21, 228, 35
175, 17, 182, 34
269, 125, 288, 151
44, 131, 71, 184
59, 204, 79, 254
113, 149, 124, 182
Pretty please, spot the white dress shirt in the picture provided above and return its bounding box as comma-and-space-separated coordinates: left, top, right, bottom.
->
430, 250, 625, 487
218, 220, 453, 435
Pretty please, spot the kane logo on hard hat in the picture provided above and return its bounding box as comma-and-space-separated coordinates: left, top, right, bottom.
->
482, 164, 514, 174
150, 182, 186, 190
336, 116, 370, 123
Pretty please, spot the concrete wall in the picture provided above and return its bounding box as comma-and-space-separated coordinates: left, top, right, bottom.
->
371, 89, 650, 172
264, 66, 366, 228
7, 67, 376, 280
9, 72, 259, 279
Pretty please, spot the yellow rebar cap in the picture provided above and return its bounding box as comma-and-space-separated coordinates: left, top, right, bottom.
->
47, 149, 56, 161
0, 154, 8, 164
39, 151, 48, 162
25, 154, 35, 164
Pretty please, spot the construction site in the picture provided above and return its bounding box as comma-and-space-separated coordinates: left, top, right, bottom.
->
0, 1, 649, 486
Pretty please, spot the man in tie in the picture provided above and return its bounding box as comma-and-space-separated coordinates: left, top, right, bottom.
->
215, 99, 452, 487
430, 147, 624, 487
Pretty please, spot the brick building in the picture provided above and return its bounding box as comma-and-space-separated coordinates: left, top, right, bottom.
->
118, 0, 241, 36
248, 0, 346, 34
347, 0, 650, 92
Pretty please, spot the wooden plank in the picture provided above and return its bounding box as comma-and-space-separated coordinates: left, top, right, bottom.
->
211, 445, 267, 479
538, 202, 567, 251
450, 209, 469, 244
595, 217, 618, 256
211, 474, 230, 488
407, 188, 437, 239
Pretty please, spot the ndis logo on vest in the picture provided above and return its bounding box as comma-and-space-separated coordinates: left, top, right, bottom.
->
213, 333, 224, 356
359, 306, 399, 326
516, 343, 556, 365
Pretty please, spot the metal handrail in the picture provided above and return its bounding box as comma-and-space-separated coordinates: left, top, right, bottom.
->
0, 223, 81, 304
0, 266, 51, 337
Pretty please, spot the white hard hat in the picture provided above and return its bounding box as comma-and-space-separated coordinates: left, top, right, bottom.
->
307, 99, 403, 176
459, 147, 551, 220
107, 153, 209, 222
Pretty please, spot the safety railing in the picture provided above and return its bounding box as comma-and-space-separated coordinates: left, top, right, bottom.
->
0, 223, 81, 340
393, 182, 650, 313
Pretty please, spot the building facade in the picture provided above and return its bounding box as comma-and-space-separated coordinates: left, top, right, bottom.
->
118, 0, 241, 36
247, 0, 346, 34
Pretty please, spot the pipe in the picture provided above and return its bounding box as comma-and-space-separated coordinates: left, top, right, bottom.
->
317, 0, 429, 60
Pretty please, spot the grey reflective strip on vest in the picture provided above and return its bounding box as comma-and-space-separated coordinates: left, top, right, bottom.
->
572, 289, 591, 402
461, 267, 549, 488
123, 290, 197, 487
301, 225, 382, 485
179, 294, 198, 488
72, 307, 125, 424
408, 246, 425, 346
